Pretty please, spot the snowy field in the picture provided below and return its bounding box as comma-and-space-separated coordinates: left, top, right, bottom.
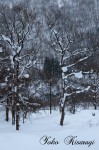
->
0, 109, 99, 150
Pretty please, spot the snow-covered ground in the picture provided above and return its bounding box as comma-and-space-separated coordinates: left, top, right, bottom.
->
0, 109, 99, 150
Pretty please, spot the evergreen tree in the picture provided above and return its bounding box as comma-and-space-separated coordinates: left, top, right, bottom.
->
44, 57, 61, 80
44, 57, 51, 80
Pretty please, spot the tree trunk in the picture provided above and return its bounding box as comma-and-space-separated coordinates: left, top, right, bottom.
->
15, 53, 20, 130
60, 105, 65, 126
6, 98, 9, 122
49, 79, 52, 114
93, 77, 97, 110
94, 102, 97, 110
16, 104, 19, 130
73, 104, 75, 114
12, 106, 15, 125
23, 114, 25, 124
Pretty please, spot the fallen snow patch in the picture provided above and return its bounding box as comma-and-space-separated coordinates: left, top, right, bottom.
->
0, 47, 3, 52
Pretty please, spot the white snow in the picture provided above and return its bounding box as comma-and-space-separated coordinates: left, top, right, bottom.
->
0, 47, 3, 52
10, 56, 14, 68
85, 86, 90, 91
24, 74, 29, 79
74, 71, 83, 79
76, 86, 91, 94
2, 35, 11, 45
62, 66, 68, 72
5, 77, 8, 82
0, 83, 7, 89
17, 46, 21, 53
64, 71, 83, 79
0, 109, 99, 150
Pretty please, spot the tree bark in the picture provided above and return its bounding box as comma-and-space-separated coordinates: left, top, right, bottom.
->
60, 105, 65, 126
6, 99, 9, 122
16, 104, 19, 130
49, 79, 52, 114
12, 106, 15, 125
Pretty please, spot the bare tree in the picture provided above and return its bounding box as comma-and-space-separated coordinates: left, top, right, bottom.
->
0, 2, 39, 130
43, 2, 94, 126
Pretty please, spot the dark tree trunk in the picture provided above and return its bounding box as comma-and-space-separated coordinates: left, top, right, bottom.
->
23, 112, 27, 124
73, 104, 75, 114
49, 79, 52, 114
15, 53, 20, 130
6, 98, 9, 122
60, 105, 65, 126
16, 104, 20, 130
6, 106, 9, 122
23, 114, 25, 124
93, 77, 97, 110
94, 102, 97, 110
12, 106, 15, 125
60, 78, 65, 126
72, 96, 76, 114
